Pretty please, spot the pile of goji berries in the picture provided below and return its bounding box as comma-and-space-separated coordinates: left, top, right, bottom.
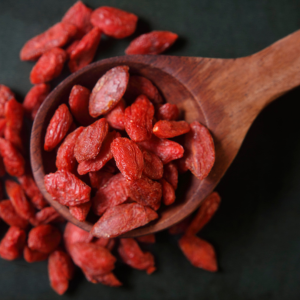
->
0, 1, 221, 295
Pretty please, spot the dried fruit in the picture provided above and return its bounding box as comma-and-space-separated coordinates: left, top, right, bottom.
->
68, 85, 94, 125
136, 234, 155, 244
0, 84, 15, 117
104, 99, 125, 130
74, 118, 108, 163
56, 126, 84, 172
66, 40, 80, 57
5, 98, 24, 132
69, 201, 91, 221
0, 200, 29, 229
77, 131, 120, 175
0, 226, 26, 260
178, 235, 218, 272
5, 180, 35, 220
124, 95, 154, 142
138, 135, 184, 164
111, 137, 144, 181
91, 203, 158, 238
92, 173, 129, 216
69, 27, 102, 73
24, 246, 49, 263
0, 118, 6, 137
160, 178, 175, 206
156, 103, 179, 121
124, 75, 163, 104
153, 120, 190, 138
44, 104, 73, 151
3, 127, 23, 153
125, 31, 178, 55
142, 150, 163, 180
61, 1, 93, 39
34, 206, 63, 225
184, 121, 215, 180
84, 271, 122, 286
44, 170, 91, 206
48, 250, 74, 295
30, 47, 67, 84
28, 224, 61, 254
91, 6, 138, 38
163, 162, 178, 190
89, 170, 113, 189
89, 66, 129, 117
118, 238, 156, 274
20, 22, 77, 61
129, 176, 162, 211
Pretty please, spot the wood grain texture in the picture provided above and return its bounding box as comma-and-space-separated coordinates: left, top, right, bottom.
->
31, 29, 300, 237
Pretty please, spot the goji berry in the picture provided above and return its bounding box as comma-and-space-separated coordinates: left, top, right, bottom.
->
160, 178, 175, 206
24, 246, 49, 263
91, 6, 138, 39
101, 160, 118, 174
34, 206, 63, 225
142, 150, 163, 180
105, 99, 125, 130
124, 75, 163, 104
0, 118, 6, 137
65, 40, 80, 57
176, 157, 189, 173
136, 234, 156, 244
138, 135, 184, 164
44, 104, 73, 151
118, 238, 156, 274
92, 173, 129, 216
5, 180, 35, 220
30, 48, 67, 84
89, 66, 129, 117
163, 162, 178, 189
28, 224, 61, 254
44, 170, 91, 206
0, 200, 29, 229
184, 121, 215, 180
23, 83, 50, 120
0, 84, 15, 117
77, 131, 120, 175
111, 137, 144, 181
124, 95, 154, 142
129, 176, 162, 211
93, 238, 115, 252
0, 226, 26, 261
0, 138, 25, 176
74, 118, 108, 163
68, 27, 102, 73
91, 203, 158, 238
68, 85, 94, 125
89, 170, 114, 189
84, 271, 122, 286
5, 98, 23, 132
125, 31, 178, 55
3, 127, 23, 153
69, 201, 91, 221
20, 22, 77, 61
156, 103, 179, 121
61, 1, 93, 39
56, 126, 84, 172
178, 235, 218, 272
153, 120, 190, 138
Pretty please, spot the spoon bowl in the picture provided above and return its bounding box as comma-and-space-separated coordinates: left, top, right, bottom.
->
31, 30, 300, 236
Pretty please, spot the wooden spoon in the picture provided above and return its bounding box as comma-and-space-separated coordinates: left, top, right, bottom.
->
31, 30, 300, 237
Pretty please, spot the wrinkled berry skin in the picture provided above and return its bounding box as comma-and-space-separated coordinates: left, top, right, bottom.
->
142, 150, 163, 180
156, 103, 179, 121
153, 120, 190, 138
105, 99, 125, 130
0, 84, 15, 117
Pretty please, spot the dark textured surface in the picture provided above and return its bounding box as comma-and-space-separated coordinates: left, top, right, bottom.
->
1, 0, 300, 299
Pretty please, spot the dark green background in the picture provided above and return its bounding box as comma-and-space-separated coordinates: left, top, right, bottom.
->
1, 0, 300, 299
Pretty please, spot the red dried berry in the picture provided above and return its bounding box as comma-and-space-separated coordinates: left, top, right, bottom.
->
91, 203, 158, 238
30, 47, 67, 84
156, 103, 179, 121
0, 118, 6, 137
84, 271, 122, 286
24, 246, 49, 263
0, 200, 29, 229
56, 126, 84, 172
28, 224, 61, 254
160, 178, 175, 206
142, 150, 163, 180
68, 85, 94, 125
44, 170, 91, 206
61, 1, 93, 39
3, 127, 23, 153
89, 66, 130, 117
65, 40, 80, 57
125, 31, 178, 55
118, 238, 156, 274
74, 118, 108, 163
69, 27, 102, 73
0, 226, 26, 261
23, 84, 51, 120
138, 135, 184, 164
124, 75, 163, 104
104, 99, 125, 130
34, 206, 63, 225
5, 98, 24, 132
111, 137, 144, 181
5, 180, 35, 220
89, 170, 114, 189
77, 131, 120, 175
163, 162, 178, 190
92, 173, 129, 216
184, 121, 215, 180
20, 22, 77, 61
178, 235, 218, 272
44, 104, 73, 151
153, 120, 190, 138
124, 95, 154, 142
91, 6, 138, 39
101, 160, 118, 174
136, 234, 156, 244
0, 84, 15, 117
69, 201, 91, 221
0, 138, 25, 176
